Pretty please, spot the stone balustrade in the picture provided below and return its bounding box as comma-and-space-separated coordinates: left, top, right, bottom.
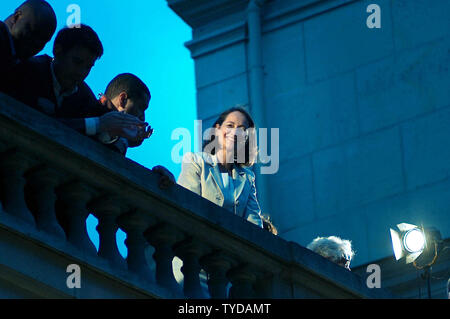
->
0, 93, 392, 298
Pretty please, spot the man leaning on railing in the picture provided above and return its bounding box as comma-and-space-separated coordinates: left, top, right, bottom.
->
1, 15, 175, 189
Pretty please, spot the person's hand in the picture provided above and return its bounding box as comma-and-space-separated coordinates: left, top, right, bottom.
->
98, 111, 148, 138
152, 165, 175, 189
111, 137, 128, 155
125, 125, 154, 143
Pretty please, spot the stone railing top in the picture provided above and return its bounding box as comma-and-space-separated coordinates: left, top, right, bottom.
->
0, 93, 392, 298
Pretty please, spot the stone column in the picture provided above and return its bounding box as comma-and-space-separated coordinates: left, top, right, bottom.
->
25, 165, 65, 238
55, 181, 97, 255
117, 209, 155, 283
145, 223, 181, 292
0, 150, 35, 225
174, 239, 209, 298
88, 195, 127, 269
201, 251, 236, 299
227, 264, 257, 298
252, 270, 274, 298
0, 141, 6, 213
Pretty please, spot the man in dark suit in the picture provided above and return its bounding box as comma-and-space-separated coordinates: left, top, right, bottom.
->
5, 24, 148, 154
0, 0, 56, 73
4, 22, 174, 185
99, 73, 175, 186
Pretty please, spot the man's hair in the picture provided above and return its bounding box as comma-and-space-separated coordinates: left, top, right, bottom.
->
9, 0, 57, 40
53, 24, 103, 59
18, 0, 52, 8
18, 0, 56, 27
307, 236, 355, 263
104, 73, 151, 102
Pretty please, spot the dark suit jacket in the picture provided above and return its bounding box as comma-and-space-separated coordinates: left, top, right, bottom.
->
0, 20, 18, 92
7, 55, 106, 119
0, 21, 16, 69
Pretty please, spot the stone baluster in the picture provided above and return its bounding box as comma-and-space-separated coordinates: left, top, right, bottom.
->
201, 251, 236, 299
0, 142, 5, 212
117, 209, 155, 283
55, 181, 97, 255
174, 238, 209, 298
25, 165, 65, 239
252, 271, 274, 298
227, 264, 257, 299
88, 195, 127, 269
145, 223, 181, 292
0, 150, 35, 225
0, 141, 7, 153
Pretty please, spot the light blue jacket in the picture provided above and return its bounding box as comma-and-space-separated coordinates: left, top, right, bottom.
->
177, 152, 263, 228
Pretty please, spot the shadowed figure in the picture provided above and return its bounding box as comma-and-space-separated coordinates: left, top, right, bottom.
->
2, 0, 56, 61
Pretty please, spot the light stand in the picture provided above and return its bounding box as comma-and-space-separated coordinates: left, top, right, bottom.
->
412, 233, 441, 299
390, 223, 443, 299
420, 265, 432, 299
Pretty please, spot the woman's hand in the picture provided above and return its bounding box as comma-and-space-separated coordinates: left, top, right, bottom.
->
152, 165, 176, 189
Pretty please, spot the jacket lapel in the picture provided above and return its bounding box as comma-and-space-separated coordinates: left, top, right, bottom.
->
209, 164, 224, 192
205, 153, 224, 197
233, 167, 248, 203
203, 153, 250, 212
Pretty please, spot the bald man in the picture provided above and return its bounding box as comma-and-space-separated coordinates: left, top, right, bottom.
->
0, 0, 56, 72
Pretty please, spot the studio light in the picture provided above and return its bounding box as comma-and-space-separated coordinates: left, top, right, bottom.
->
389, 222, 444, 298
403, 228, 425, 253
390, 223, 430, 264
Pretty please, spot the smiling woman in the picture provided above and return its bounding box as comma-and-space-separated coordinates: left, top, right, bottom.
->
177, 107, 264, 229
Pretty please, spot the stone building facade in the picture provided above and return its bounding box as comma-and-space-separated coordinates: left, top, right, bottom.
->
168, 0, 450, 298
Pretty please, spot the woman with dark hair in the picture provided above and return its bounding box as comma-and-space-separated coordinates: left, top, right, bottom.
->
177, 107, 263, 228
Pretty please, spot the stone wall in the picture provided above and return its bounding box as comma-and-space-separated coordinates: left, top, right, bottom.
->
169, 0, 450, 269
